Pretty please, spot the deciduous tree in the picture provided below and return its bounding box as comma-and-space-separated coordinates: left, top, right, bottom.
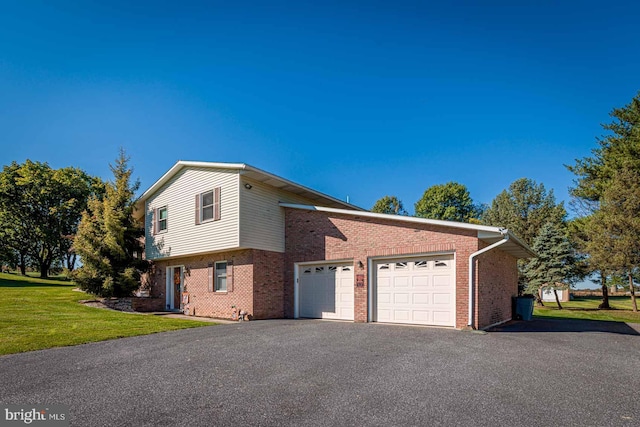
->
482, 178, 566, 246
371, 195, 407, 215
0, 160, 96, 277
414, 182, 479, 222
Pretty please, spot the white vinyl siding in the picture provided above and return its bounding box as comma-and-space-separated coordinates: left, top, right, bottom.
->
238, 178, 321, 253
145, 167, 240, 260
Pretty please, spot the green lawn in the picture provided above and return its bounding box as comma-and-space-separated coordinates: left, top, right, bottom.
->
534, 296, 640, 324
0, 273, 211, 355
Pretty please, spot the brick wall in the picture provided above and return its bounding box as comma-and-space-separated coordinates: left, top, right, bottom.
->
131, 297, 165, 312
252, 250, 285, 319
150, 248, 285, 320
476, 245, 519, 329
284, 209, 483, 328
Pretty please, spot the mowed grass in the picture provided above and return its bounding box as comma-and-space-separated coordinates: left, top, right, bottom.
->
0, 273, 211, 355
534, 295, 640, 324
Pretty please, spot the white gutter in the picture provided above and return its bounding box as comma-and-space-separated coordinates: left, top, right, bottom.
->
468, 229, 510, 328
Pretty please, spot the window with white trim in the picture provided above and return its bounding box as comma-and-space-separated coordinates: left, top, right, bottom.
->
196, 187, 221, 224
158, 206, 168, 232
215, 261, 227, 292
202, 190, 214, 221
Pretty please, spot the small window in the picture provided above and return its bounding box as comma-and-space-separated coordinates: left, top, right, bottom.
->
395, 262, 408, 270
158, 206, 168, 232
328, 266, 337, 272
303, 267, 312, 274
435, 260, 449, 268
342, 266, 352, 272
202, 190, 214, 221
378, 263, 390, 270
215, 261, 227, 292
197, 188, 221, 224
315, 266, 325, 273
415, 260, 428, 269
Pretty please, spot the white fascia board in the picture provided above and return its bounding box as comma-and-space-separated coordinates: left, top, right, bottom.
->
279, 203, 505, 233
242, 165, 364, 211
138, 160, 363, 211
139, 160, 247, 202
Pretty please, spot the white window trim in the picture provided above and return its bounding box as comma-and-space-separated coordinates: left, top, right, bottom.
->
214, 260, 227, 292
158, 206, 168, 233
200, 190, 215, 223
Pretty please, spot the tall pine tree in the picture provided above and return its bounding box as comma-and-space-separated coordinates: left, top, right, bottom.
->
73, 150, 148, 297
523, 222, 573, 309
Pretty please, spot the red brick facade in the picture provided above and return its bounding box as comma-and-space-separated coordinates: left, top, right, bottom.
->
145, 208, 519, 329
284, 208, 518, 329
476, 245, 519, 328
149, 249, 285, 320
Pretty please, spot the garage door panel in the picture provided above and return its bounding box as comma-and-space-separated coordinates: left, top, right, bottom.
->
413, 276, 430, 288
393, 276, 410, 288
433, 275, 450, 287
413, 311, 430, 322
298, 263, 354, 321
378, 277, 391, 288
394, 310, 410, 321
433, 293, 451, 305
433, 311, 453, 325
412, 293, 429, 305
394, 293, 410, 304
375, 255, 454, 327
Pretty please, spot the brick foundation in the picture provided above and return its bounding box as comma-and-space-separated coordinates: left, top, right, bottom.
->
131, 297, 165, 312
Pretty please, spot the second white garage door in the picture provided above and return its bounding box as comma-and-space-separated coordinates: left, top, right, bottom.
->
298, 263, 354, 320
375, 254, 455, 327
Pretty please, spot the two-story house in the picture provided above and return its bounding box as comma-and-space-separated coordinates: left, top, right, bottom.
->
136, 161, 534, 330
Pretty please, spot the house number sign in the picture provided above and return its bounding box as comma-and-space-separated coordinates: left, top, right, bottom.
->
356, 274, 365, 287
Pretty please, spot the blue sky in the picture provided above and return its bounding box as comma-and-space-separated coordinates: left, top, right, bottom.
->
1, 0, 639, 215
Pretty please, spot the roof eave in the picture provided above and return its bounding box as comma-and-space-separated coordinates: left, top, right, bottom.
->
279, 203, 536, 259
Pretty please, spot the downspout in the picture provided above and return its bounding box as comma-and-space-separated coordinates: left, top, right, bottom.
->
468, 229, 510, 329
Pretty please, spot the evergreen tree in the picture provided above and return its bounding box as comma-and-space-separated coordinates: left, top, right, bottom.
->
523, 222, 573, 309
568, 91, 640, 310
73, 150, 148, 297
584, 166, 640, 312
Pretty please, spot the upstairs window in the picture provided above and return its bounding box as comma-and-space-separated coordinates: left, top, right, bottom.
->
152, 206, 168, 235
158, 206, 168, 232
196, 187, 221, 224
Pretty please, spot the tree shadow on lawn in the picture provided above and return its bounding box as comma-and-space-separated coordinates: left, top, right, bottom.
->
0, 277, 74, 288
490, 318, 640, 336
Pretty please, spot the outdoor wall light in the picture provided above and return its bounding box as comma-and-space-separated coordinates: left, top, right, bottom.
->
357, 260, 364, 269
244, 183, 253, 189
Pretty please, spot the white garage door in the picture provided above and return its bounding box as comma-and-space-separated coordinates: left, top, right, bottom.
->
298, 263, 354, 320
542, 288, 563, 301
375, 255, 455, 327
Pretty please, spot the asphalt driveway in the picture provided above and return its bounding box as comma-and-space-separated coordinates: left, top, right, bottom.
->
2, 319, 639, 426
